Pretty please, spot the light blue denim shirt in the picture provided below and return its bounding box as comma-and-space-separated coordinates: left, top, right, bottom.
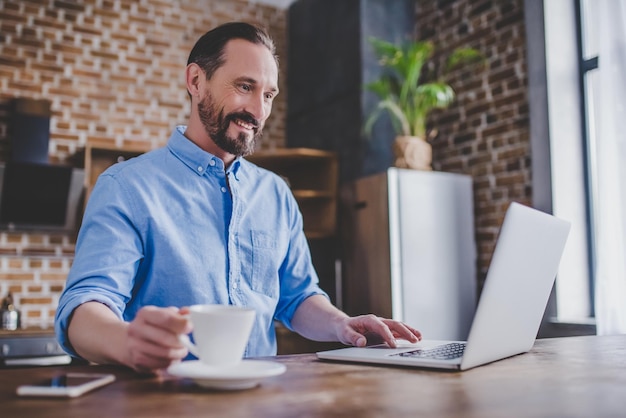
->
55, 126, 328, 359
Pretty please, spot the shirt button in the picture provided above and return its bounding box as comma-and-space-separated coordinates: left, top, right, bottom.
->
232, 282, 238, 290
197, 166, 203, 172
209, 159, 216, 167
220, 186, 227, 193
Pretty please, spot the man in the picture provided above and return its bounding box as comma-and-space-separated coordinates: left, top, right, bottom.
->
55, 22, 421, 373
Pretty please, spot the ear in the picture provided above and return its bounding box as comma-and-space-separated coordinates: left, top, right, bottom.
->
185, 63, 204, 98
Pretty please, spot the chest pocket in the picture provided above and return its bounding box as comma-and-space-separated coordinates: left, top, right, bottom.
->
246, 230, 282, 298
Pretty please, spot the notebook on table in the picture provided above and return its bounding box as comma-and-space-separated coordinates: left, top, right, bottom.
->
317, 202, 571, 371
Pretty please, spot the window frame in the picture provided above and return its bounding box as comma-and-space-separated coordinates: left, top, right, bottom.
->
525, 0, 596, 336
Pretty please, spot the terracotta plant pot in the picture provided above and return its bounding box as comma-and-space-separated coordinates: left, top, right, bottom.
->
393, 136, 432, 171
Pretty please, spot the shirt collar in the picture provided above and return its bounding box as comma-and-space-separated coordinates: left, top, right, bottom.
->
167, 125, 242, 177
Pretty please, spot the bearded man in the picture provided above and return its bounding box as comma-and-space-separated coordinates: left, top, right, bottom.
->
55, 22, 421, 373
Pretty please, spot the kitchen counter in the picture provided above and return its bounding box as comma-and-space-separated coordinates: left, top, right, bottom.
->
0, 328, 70, 366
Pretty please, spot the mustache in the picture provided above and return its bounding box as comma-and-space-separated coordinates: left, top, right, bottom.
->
225, 111, 260, 130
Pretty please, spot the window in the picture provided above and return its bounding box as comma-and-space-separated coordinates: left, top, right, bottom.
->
543, 0, 593, 324
581, 0, 626, 335
529, 0, 626, 334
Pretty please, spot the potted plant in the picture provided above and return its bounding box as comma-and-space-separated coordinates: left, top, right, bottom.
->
364, 37, 484, 170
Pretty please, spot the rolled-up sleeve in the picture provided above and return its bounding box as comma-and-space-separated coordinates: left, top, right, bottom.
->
54, 173, 143, 357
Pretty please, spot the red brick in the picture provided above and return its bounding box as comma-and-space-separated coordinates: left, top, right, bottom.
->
3, 273, 33, 280
7, 285, 22, 294
41, 273, 68, 281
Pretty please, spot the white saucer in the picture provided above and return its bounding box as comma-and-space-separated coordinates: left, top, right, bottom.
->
167, 360, 286, 390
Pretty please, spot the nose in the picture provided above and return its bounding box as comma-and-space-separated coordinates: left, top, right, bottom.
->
245, 93, 270, 123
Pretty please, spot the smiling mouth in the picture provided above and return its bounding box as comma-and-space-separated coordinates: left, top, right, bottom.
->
233, 118, 256, 131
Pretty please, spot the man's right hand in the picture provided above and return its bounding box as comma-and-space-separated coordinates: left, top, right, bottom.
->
68, 302, 192, 373
125, 305, 192, 372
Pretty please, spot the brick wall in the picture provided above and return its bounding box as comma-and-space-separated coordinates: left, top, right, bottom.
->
416, 0, 530, 288
0, 0, 287, 328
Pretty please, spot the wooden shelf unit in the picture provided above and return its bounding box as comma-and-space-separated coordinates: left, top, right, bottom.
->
82, 143, 150, 202
247, 148, 338, 239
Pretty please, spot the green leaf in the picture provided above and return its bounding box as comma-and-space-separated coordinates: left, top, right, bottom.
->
364, 36, 483, 140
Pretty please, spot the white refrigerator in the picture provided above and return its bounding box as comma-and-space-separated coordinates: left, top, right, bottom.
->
340, 168, 477, 340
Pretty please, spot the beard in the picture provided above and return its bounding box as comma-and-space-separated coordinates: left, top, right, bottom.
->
197, 92, 264, 157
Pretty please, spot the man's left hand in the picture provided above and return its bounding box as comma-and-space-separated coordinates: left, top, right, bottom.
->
335, 315, 422, 348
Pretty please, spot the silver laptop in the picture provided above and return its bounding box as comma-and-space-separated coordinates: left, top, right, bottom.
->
317, 202, 571, 371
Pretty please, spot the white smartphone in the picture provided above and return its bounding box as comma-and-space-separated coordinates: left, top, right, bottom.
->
16, 373, 115, 398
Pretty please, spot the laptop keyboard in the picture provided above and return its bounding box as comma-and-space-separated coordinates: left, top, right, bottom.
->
391, 342, 466, 360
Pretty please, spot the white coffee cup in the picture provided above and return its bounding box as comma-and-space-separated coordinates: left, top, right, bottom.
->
179, 304, 256, 368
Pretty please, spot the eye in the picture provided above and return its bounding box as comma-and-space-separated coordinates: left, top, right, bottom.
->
264, 92, 275, 101
240, 83, 252, 92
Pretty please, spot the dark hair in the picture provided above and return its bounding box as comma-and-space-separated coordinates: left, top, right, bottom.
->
187, 22, 278, 81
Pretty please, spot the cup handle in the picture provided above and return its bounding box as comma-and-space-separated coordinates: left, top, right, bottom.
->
179, 334, 199, 358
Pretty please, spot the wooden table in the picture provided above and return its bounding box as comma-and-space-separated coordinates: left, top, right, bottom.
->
1, 335, 624, 417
